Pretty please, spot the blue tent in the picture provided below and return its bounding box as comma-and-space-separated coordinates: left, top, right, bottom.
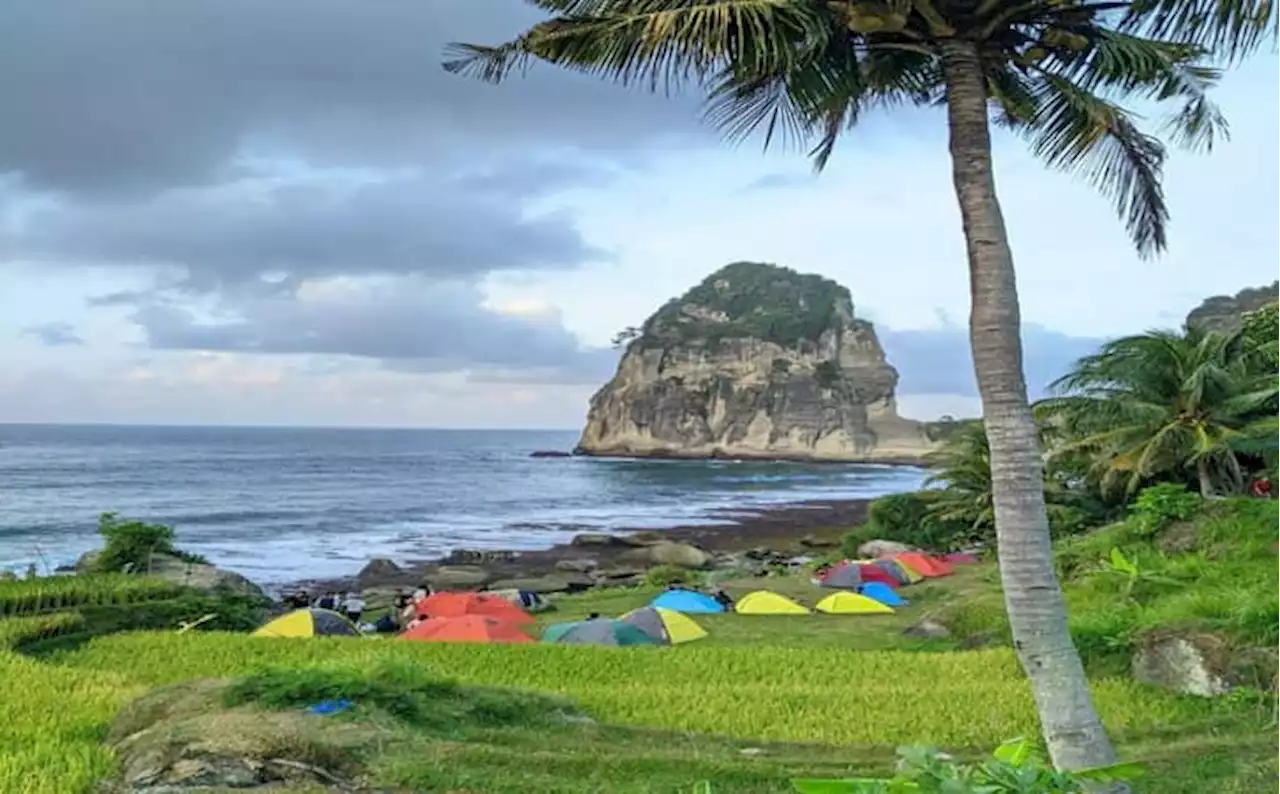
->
859, 582, 907, 607
649, 589, 725, 614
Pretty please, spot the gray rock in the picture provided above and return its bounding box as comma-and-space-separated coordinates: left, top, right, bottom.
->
443, 548, 518, 566
146, 554, 266, 599
488, 574, 593, 594
857, 539, 914, 558
798, 534, 837, 549
530, 450, 572, 458
427, 565, 493, 590
570, 533, 628, 548
74, 550, 101, 572
902, 618, 952, 640
1132, 630, 1233, 697
355, 557, 408, 588
648, 541, 711, 569
624, 531, 667, 546
555, 557, 599, 573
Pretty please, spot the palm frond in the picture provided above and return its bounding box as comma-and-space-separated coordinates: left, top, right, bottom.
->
1121, 0, 1278, 63
444, 0, 830, 93
1022, 73, 1168, 257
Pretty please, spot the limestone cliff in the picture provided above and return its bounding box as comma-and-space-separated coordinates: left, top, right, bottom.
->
575, 262, 933, 463
1185, 282, 1279, 334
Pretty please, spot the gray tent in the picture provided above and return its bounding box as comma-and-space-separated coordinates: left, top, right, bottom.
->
819, 563, 862, 589
541, 619, 660, 646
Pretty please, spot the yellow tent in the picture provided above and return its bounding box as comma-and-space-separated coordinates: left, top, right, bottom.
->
735, 591, 810, 615
815, 591, 895, 615
252, 608, 360, 638
620, 606, 708, 644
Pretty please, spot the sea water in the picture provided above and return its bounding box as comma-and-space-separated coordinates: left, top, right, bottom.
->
0, 424, 926, 583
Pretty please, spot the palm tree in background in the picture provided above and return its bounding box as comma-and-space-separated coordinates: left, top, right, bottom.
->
1039, 325, 1280, 498
444, 0, 1275, 773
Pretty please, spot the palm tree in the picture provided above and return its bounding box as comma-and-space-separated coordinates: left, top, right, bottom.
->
1038, 326, 1280, 498
443, 0, 1275, 773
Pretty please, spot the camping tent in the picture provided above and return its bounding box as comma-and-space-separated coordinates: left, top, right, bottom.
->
400, 615, 532, 644
855, 564, 901, 588
253, 608, 360, 638
415, 592, 534, 625
858, 582, 907, 607
897, 552, 953, 577
649, 589, 726, 614
488, 588, 553, 613
815, 591, 894, 615
734, 591, 810, 615
819, 562, 862, 589
620, 607, 707, 645
542, 619, 660, 646
873, 559, 923, 585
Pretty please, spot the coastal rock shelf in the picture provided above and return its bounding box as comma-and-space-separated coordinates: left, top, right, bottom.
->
576, 262, 934, 463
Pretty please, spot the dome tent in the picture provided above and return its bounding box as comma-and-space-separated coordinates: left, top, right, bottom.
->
815, 591, 894, 615
542, 619, 660, 646
734, 591, 810, 615
649, 589, 725, 614
859, 582, 907, 607
415, 592, 534, 625
819, 562, 862, 589
401, 615, 532, 644
253, 608, 359, 638
620, 607, 707, 645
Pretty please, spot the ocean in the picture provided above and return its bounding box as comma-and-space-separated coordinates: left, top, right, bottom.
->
0, 424, 926, 584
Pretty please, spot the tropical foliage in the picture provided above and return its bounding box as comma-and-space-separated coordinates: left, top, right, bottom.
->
1036, 321, 1278, 498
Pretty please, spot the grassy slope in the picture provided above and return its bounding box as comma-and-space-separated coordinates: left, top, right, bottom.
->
0, 499, 1275, 793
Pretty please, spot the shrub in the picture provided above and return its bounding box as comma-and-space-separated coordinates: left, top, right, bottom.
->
839, 492, 975, 553
1129, 483, 1201, 535
94, 513, 207, 573
644, 565, 704, 588
791, 737, 1143, 793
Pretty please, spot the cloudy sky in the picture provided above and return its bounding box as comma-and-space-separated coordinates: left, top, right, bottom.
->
2, 1, 1276, 429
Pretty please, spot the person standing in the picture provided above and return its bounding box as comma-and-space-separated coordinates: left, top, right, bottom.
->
342, 592, 366, 626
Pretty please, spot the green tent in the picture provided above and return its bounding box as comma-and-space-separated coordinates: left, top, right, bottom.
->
541, 619, 659, 646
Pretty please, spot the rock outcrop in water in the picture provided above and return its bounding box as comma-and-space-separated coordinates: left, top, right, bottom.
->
575, 262, 933, 463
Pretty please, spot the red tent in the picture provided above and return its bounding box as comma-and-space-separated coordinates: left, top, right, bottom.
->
855, 564, 900, 588
896, 552, 953, 577
401, 615, 533, 644
415, 592, 534, 625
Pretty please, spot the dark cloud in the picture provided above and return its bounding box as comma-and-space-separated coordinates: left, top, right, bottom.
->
0, 0, 705, 195
19, 322, 85, 347
6, 168, 610, 289
880, 323, 1107, 399
125, 279, 615, 384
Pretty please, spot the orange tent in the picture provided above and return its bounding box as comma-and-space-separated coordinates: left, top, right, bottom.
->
414, 592, 534, 625
401, 615, 533, 644
896, 552, 953, 577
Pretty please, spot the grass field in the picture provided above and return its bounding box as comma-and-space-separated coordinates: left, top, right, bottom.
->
0, 498, 1275, 793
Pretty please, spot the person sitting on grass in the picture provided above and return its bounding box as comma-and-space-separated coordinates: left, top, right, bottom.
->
315, 592, 337, 611
711, 588, 734, 610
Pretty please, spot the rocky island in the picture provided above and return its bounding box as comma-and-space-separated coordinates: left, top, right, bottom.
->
575, 262, 934, 463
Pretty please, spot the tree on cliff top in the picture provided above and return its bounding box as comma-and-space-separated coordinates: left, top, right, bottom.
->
445, 0, 1275, 775
642, 261, 853, 347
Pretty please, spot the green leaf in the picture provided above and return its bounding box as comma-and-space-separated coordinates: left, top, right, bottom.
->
990, 737, 1033, 766
792, 779, 894, 794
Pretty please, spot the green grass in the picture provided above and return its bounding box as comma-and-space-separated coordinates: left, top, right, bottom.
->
0, 497, 1275, 793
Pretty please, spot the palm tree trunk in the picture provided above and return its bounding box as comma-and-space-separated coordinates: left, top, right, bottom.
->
939, 39, 1121, 774
1196, 458, 1216, 498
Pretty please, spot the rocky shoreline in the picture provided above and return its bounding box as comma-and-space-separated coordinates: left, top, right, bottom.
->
291, 498, 874, 600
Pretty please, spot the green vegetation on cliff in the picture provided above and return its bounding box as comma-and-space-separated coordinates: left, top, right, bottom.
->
639, 262, 853, 349
1185, 282, 1279, 334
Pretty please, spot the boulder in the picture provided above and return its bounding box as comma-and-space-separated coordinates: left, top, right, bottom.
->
569, 533, 628, 548
146, 554, 266, 600
487, 574, 593, 594
74, 550, 101, 572
798, 534, 838, 549
530, 450, 572, 458
857, 539, 914, 558
1132, 630, 1234, 697
443, 548, 518, 566
554, 558, 599, 574
648, 541, 711, 569
426, 565, 492, 591
624, 531, 667, 546
355, 558, 409, 588
902, 618, 951, 640
108, 680, 378, 793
